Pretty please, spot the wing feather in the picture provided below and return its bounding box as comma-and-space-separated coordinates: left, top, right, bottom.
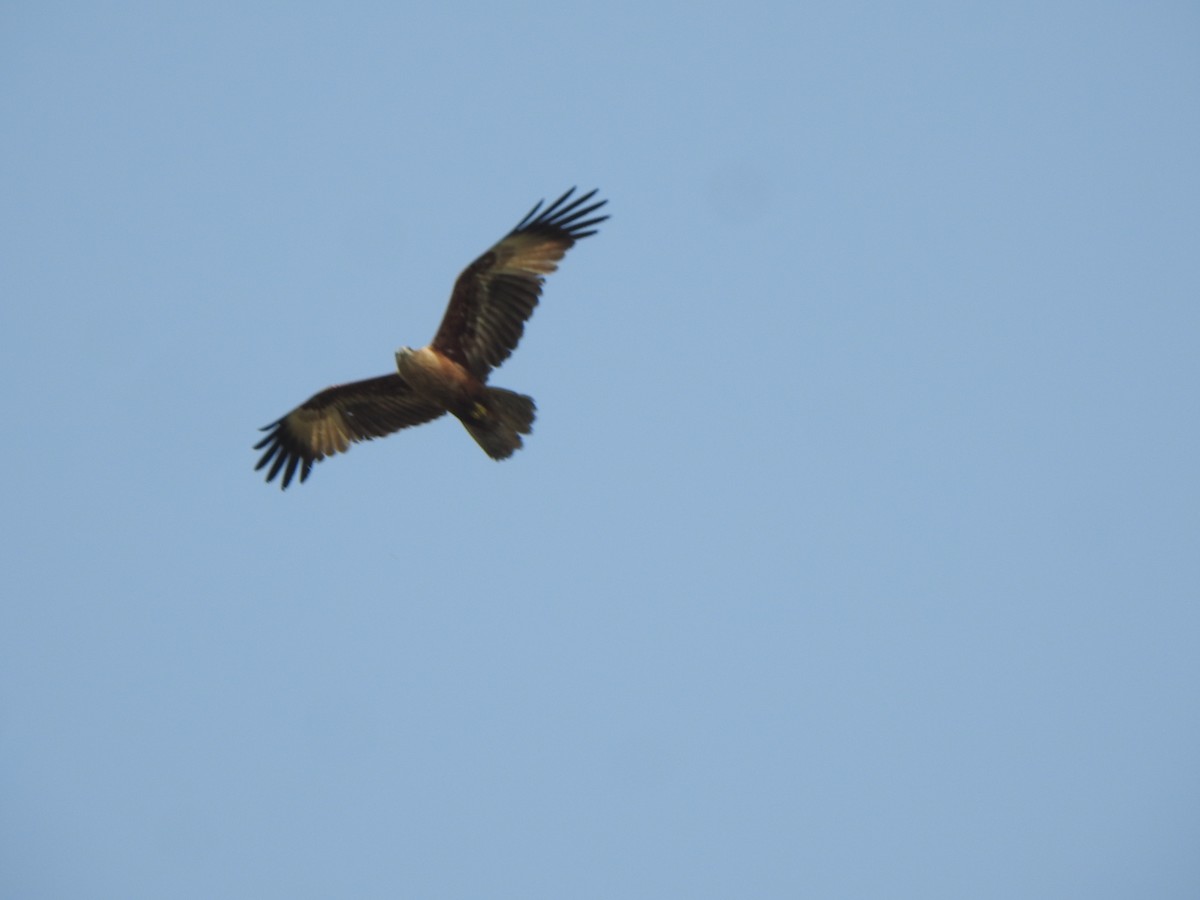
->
254, 374, 446, 489
432, 188, 608, 378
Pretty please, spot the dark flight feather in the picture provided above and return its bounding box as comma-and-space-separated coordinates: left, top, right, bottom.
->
433, 187, 608, 378
254, 375, 444, 488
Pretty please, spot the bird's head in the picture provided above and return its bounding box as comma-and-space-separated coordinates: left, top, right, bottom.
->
394, 345, 419, 379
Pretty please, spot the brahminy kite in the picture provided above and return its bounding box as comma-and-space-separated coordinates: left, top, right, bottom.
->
253, 188, 608, 488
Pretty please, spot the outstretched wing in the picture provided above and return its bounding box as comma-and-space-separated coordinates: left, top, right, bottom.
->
432, 187, 608, 380
254, 374, 446, 489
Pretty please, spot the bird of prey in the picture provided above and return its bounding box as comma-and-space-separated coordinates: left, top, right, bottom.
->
253, 187, 608, 489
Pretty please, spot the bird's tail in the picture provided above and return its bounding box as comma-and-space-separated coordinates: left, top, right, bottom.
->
460, 388, 536, 460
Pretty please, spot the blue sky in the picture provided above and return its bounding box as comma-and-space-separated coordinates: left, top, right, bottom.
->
2, 2, 1198, 897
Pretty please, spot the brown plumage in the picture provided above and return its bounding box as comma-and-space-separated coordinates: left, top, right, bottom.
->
254, 188, 608, 488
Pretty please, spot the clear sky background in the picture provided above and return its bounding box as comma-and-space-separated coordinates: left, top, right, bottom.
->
2, 2, 1198, 898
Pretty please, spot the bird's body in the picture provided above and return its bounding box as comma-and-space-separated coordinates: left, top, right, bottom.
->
393, 345, 481, 411
254, 188, 607, 488
394, 344, 536, 461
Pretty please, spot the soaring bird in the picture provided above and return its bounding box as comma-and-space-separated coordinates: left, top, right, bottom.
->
253, 188, 608, 489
